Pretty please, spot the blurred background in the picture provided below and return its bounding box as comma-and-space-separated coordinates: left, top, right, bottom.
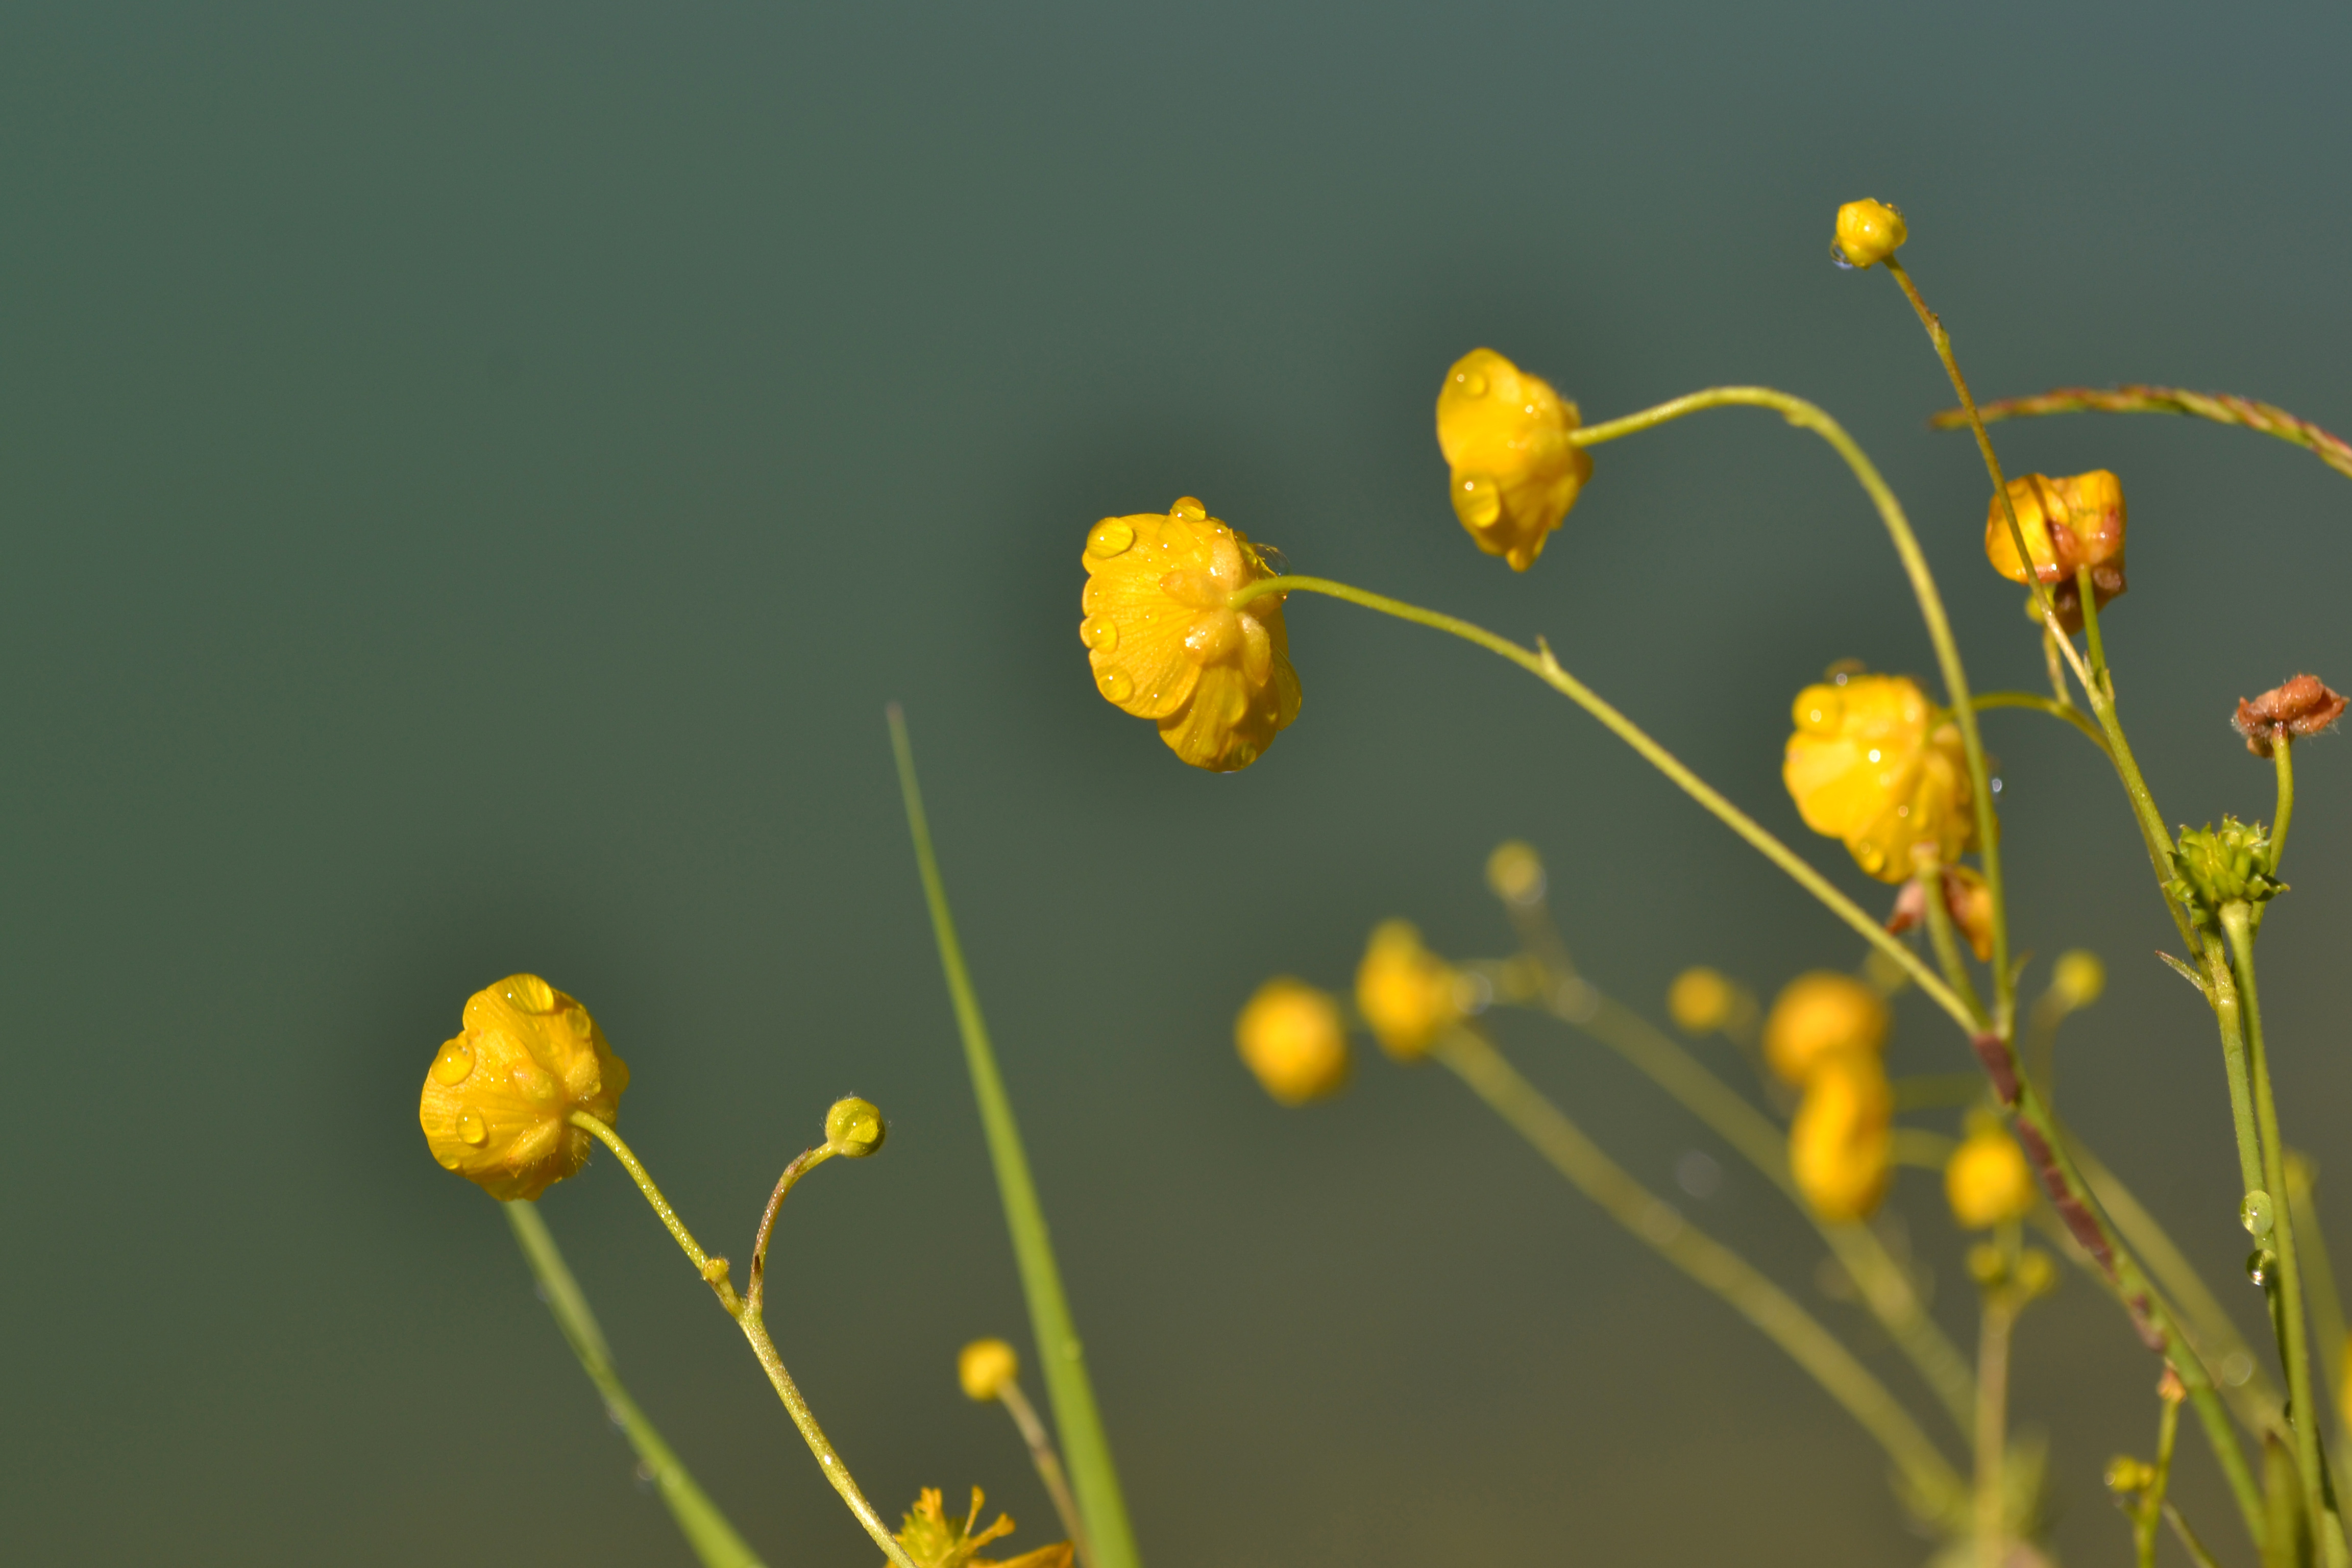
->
5, 3, 2349, 1562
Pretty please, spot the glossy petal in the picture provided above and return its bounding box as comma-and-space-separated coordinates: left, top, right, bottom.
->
1436, 348, 1593, 572
419, 974, 627, 1202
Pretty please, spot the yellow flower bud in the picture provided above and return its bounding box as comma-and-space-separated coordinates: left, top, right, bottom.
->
1983, 470, 2127, 634
1946, 1121, 2036, 1230
1783, 673, 1975, 883
957, 1338, 1019, 1402
1667, 967, 1736, 1035
418, 974, 629, 1202
825, 1096, 887, 1158
1435, 348, 1594, 573
1234, 978, 1350, 1106
2014, 1247, 2057, 1298
1761, 971, 1889, 1088
1356, 920, 1460, 1062
2048, 949, 2106, 1011
1790, 1054, 1892, 1222
1485, 840, 1547, 906
1080, 498, 1302, 772
1832, 199, 1906, 269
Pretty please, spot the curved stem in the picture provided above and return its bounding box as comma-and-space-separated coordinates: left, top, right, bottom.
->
569, 1110, 738, 1310
1975, 1240, 2017, 1568
1974, 690, 2112, 757
1929, 384, 2352, 485
746, 1145, 834, 1323
1228, 572, 1980, 1035
1434, 1027, 1968, 1521
998, 1379, 1093, 1568
1571, 381, 2014, 1031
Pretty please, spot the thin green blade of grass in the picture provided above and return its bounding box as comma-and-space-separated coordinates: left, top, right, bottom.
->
504, 1201, 768, 1568
887, 705, 1141, 1568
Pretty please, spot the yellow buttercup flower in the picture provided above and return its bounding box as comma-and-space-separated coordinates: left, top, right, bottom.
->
1832, 199, 1906, 269
1984, 470, 2127, 633
1790, 1053, 1893, 1222
1356, 919, 1460, 1061
1946, 1118, 2037, 1229
1435, 348, 1594, 572
1234, 978, 1350, 1105
1080, 498, 1301, 772
419, 974, 628, 1202
1762, 971, 1888, 1088
957, 1339, 1020, 1403
1783, 673, 1975, 882
891, 1486, 1071, 1568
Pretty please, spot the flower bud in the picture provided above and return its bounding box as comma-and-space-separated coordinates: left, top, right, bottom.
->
2233, 673, 2346, 758
1762, 971, 1889, 1088
1887, 867, 1993, 962
1485, 840, 1547, 906
825, 1096, 887, 1158
958, 1338, 1019, 1402
1234, 978, 1350, 1105
2166, 817, 2285, 926
1983, 471, 2126, 634
1831, 200, 1906, 269
2049, 949, 2105, 1010
2105, 1456, 2157, 1497
1668, 967, 1736, 1035
1783, 673, 1975, 883
419, 974, 629, 1202
1356, 920, 1460, 1062
1946, 1119, 2036, 1230
2014, 1248, 2056, 1298
1436, 349, 1594, 573
1790, 1054, 1892, 1222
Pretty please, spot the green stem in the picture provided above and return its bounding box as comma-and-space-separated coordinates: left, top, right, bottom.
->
1434, 1028, 1968, 1522
2224, 904, 2340, 1563
2275, 736, 2298, 872
2167, 1502, 2227, 1568
2075, 565, 2109, 671
1975, 1264, 2016, 1568
1225, 572, 1980, 1036
1919, 861, 1991, 1030
1974, 690, 2112, 757
1569, 382, 2014, 1033
503, 1203, 769, 1568
998, 1378, 1093, 1568
746, 1145, 834, 1323
2198, 942, 2268, 1202
568, 1110, 738, 1311
2286, 1156, 2351, 1492
888, 707, 1141, 1568
2141, 1383, 2185, 1568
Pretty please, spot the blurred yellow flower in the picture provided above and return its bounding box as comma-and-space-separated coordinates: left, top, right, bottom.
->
1762, 971, 1888, 1088
1435, 348, 1594, 572
2050, 950, 2105, 1009
1080, 497, 1301, 772
1832, 199, 1906, 269
1783, 673, 1975, 882
419, 974, 628, 1202
892, 1486, 1071, 1568
1484, 839, 1547, 906
1790, 1054, 1893, 1222
1356, 920, 1460, 1061
957, 1339, 1019, 1403
1984, 470, 2127, 633
1234, 978, 1350, 1105
1667, 967, 1736, 1034
1946, 1119, 2036, 1230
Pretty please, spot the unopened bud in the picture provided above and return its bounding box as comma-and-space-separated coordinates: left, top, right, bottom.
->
1984, 471, 2127, 634
1235, 978, 1350, 1105
958, 1338, 1019, 1402
2167, 818, 2284, 925
2049, 950, 2105, 1010
1485, 840, 1547, 906
2105, 1456, 2157, 1496
2233, 673, 2346, 758
1967, 1242, 2008, 1287
825, 1096, 887, 1158
1832, 199, 1906, 270
1667, 967, 1736, 1035
2015, 1249, 2056, 1298
1762, 972, 1889, 1088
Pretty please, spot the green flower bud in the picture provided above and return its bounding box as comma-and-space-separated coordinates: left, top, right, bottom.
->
825, 1096, 887, 1158
2166, 817, 2285, 927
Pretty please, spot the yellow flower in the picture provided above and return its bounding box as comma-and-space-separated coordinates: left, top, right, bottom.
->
419, 974, 628, 1202
1484, 839, 1547, 906
2050, 950, 2105, 1010
1790, 1054, 1893, 1222
1945, 1119, 2036, 1229
1762, 971, 1888, 1088
1435, 348, 1594, 572
891, 1487, 1071, 1568
1356, 920, 1460, 1061
957, 1339, 1019, 1403
1234, 978, 1350, 1105
1983, 470, 2127, 634
1667, 967, 1736, 1034
1080, 498, 1301, 772
1832, 199, 1906, 269
1783, 673, 1975, 881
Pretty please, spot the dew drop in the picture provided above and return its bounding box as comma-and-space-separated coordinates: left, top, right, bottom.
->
1082, 616, 1118, 652
2241, 1189, 2275, 1239
1099, 669, 1134, 703
509, 974, 558, 1013
1856, 843, 1887, 874
2246, 1247, 2277, 1287
567, 1005, 594, 1038
457, 1111, 490, 1147
1459, 370, 1488, 397
435, 1146, 463, 1170
1456, 473, 1503, 529
1170, 497, 1208, 521
1087, 518, 1136, 558
431, 1037, 476, 1086
1829, 241, 1856, 271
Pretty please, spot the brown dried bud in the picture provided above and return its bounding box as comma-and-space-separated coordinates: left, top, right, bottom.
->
2233, 673, 2346, 757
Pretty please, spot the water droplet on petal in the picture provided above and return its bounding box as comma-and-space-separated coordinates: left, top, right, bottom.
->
1099, 669, 1134, 703
1171, 497, 1208, 521
1087, 519, 1136, 557
1219, 681, 1249, 727
566, 1006, 594, 1038
1082, 616, 1118, 651
1829, 241, 1856, 271
431, 1037, 476, 1086
508, 975, 558, 1013
1457, 473, 1503, 529
434, 1146, 463, 1170
1856, 843, 1886, 875
458, 1111, 490, 1147
1459, 371, 1488, 397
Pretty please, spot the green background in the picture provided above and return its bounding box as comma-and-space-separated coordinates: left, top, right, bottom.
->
5, 4, 2349, 1562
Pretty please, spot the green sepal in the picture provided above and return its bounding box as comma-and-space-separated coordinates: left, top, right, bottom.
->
2167, 818, 2287, 928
